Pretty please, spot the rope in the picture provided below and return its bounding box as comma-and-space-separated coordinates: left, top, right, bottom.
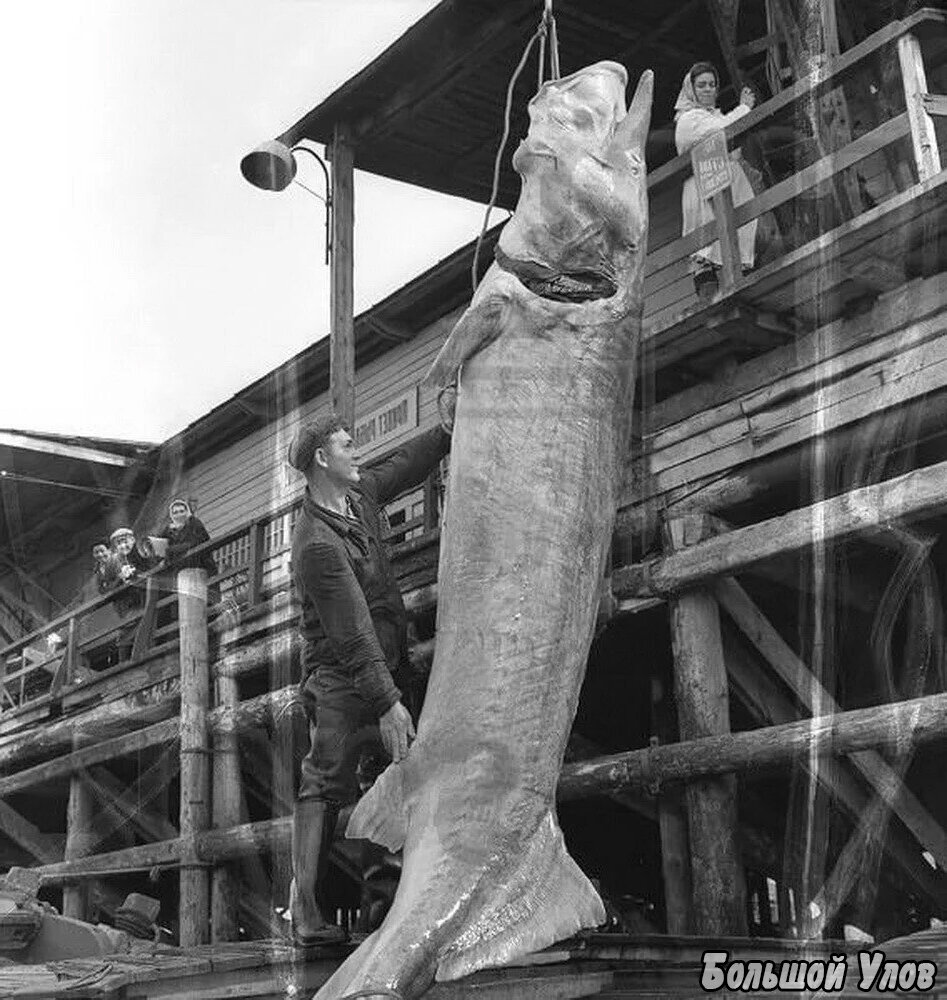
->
469, 2, 563, 297
470, 23, 541, 296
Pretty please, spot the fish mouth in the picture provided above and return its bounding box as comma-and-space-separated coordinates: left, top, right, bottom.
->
495, 247, 617, 303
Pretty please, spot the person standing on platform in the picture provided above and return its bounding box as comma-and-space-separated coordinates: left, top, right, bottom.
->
674, 61, 758, 299
287, 405, 452, 946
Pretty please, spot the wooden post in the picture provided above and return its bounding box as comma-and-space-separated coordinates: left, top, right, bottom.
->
246, 521, 264, 607
898, 32, 942, 183
62, 763, 95, 919
269, 642, 295, 935
178, 567, 210, 947
211, 657, 242, 942
710, 187, 742, 294
665, 514, 747, 936
131, 576, 159, 662
330, 127, 355, 430
650, 675, 692, 934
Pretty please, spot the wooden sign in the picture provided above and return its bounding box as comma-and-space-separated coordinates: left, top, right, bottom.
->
691, 130, 733, 201
355, 386, 419, 453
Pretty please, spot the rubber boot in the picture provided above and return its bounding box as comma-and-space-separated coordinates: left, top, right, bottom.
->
291, 799, 346, 946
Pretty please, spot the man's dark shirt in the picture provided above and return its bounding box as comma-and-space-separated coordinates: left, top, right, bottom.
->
291, 426, 450, 718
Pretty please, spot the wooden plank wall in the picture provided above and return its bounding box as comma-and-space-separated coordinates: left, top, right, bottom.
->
187, 305, 464, 538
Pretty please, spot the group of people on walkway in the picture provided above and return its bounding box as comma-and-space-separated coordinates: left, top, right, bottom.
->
92, 498, 217, 607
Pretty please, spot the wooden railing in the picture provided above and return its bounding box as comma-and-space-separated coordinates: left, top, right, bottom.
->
643, 8, 945, 304
0, 468, 443, 716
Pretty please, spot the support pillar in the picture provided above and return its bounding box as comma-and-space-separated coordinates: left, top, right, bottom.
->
651, 674, 692, 934
269, 642, 295, 935
330, 127, 355, 430
666, 514, 747, 936
211, 655, 242, 942
62, 765, 95, 920
178, 568, 210, 947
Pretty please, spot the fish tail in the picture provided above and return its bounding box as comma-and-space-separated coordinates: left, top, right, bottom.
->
434, 811, 605, 982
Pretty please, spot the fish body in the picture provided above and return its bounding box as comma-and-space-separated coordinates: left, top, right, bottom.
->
315, 62, 653, 1000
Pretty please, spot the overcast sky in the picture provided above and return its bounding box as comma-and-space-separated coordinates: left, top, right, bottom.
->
1, 1, 486, 444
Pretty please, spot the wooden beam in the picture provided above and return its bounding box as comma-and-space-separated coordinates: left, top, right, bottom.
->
0, 799, 63, 864
716, 577, 947, 871
615, 459, 947, 597
0, 686, 180, 773
0, 579, 47, 627
178, 568, 210, 947
0, 432, 134, 467
340, 0, 536, 145
0, 685, 298, 798
899, 33, 943, 182
556, 690, 947, 799
330, 128, 355, 431
704, 0, 745, 94
367, 316, 414, 343
724, 632, 947, 909
565, 733, 656, 822
649, 676, 691, 934
82, 758, 179, 847
665, 515, 746, 936
36, 690, 947, 885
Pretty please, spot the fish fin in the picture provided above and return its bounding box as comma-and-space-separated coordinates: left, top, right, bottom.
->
434, 812, 605, 982
424, 293, 511, 388
344, 764, 406, 852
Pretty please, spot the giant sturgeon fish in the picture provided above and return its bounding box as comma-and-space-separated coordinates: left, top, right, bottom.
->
316, 62, 653, 1000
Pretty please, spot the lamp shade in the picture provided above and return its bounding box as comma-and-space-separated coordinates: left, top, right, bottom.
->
240, 140, 297, 191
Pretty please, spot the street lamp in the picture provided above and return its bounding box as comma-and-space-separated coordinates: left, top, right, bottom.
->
240, 140, 333, 264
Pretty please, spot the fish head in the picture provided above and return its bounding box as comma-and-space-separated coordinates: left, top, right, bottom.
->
497, 63, 653, 304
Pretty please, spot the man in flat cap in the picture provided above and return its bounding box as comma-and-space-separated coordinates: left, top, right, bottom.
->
287, 403, 452, 946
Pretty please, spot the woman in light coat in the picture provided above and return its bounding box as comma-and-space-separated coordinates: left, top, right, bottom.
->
674, 62, 758, 295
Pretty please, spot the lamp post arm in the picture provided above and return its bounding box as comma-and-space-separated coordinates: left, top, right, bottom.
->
293, 144, 333, 265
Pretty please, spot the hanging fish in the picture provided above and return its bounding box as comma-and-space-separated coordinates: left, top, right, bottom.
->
316, 61, 654, 1000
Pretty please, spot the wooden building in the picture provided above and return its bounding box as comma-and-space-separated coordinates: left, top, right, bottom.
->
1, 0, 947, 994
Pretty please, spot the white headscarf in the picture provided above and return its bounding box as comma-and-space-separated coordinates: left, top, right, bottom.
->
674, 65, 720, 121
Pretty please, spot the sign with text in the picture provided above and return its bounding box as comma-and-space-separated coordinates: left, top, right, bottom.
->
691, 130, 732, 201
354, 386, 419, 453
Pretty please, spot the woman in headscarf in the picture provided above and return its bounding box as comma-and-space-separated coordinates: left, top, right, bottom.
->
154, 498, 218, 579
674, 61, 758, 297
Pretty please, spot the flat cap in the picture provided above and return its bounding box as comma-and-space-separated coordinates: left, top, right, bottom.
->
287, 412, 347, 473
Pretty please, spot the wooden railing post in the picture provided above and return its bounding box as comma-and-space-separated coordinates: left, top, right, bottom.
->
711, 186, 742, 294
898, 32, 942, 182
247, 521, 265, 607
423, 470, 439, 531
178, 568, 210, 947
665, 513, 747, 936
64, 617, 77, 686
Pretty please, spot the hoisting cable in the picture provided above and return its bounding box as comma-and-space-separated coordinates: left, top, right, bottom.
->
469, 1, 562, 298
